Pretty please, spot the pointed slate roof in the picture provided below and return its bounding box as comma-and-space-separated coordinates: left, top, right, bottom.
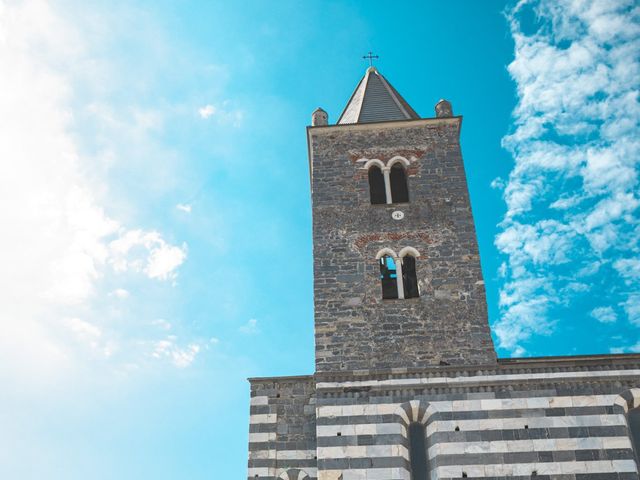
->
337, 67, 420, 125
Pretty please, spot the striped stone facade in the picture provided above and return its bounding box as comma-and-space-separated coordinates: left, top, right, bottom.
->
246, 67, 640, 480
249, 356, 640, 480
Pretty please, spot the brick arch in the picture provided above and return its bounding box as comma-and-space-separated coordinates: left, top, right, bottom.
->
278, 468, 310, 480
399, 246, 421, 258
386, 155, 410, 169
360, 158, 385, 170
614, 388, 640, 413
395, 399, 437, 426
375, 247, 399, 260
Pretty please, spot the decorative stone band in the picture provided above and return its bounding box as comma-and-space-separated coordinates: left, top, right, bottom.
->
315, 368, 640, 393
313, 354, 640, 382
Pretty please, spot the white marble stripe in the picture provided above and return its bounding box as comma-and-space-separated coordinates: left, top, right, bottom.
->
317, 423, 406, 437
425, 414, 627, 437
315, 414, 626, 439
247, 467, 272, 477
435, 459, 638, 477
316, 369, 640, 390
250, 395, 269, 406
249, 413, 277, 424
428, 436, 633, 459
277, 449, 317, 460
316, 394, 619, 418
249, 432, 276, 443
321, 468, 410, 480
249, 449, 276, 460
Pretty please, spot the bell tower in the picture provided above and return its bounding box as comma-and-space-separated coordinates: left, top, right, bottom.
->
307, 66, 496, 372
247, 64, 640, 480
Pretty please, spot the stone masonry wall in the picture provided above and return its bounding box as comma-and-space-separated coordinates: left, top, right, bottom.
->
308, 118, 496, 372
248, 376, 318, 480
314, 355, 640, 480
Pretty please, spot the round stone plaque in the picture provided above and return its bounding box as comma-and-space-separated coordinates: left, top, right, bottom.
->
392, 210, 404, 220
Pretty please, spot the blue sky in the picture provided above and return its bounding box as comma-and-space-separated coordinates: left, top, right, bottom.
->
0, 0, 638, 478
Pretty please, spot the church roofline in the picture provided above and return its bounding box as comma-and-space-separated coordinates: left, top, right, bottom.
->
247, 373, 314, 384
248, 352, 640, 384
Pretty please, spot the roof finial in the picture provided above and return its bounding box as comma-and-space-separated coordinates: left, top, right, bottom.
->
362, 51, 379, 68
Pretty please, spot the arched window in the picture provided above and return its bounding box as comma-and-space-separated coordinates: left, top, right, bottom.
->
379, 255, 398, 299
368, 165, 386, 204
629, 407, 640, 465
390, 163, 409, 203
402, 255, 419, 299
408, 423, 428, 480
377, 248, 420, 300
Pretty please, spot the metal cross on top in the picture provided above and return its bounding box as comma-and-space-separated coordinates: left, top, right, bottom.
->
362, 51, 379, 67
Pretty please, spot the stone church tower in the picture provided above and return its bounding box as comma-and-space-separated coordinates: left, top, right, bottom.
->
247, 67, 640, 480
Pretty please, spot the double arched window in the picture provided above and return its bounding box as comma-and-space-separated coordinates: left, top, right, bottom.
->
376, 247, 420, 300
363, 157, 410, 205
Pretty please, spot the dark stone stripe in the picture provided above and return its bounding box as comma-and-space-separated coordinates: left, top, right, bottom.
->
432, 448, 635, 467
247, 477, 318, 480
314, 425, 629, 449
316, 414, 399, 425
429, 425, 629, 443
452, 475, 638, 480
317, 455, 409, 470
249, 441, 317, 451
249, 423, 278, 433
315, 386, 633, 406
431, 405, 616, 421
248, 459, 317, 469
250, 405, 275, 415
317, 433, 408, 448
248, 441, 275, 451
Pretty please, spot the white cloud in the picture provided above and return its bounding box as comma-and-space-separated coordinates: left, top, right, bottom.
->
176, 203, 192, 213
495, 0, 640, 354
109, 230, 187, 281
610, 341, 640, 354
613, 258, 640, 284
239, 318, 260, 335
623, 294, 640, 327
145, 241, 188, 281
198, 104, 216, 119
64, 317, 102, 340
490, 177, 505, 190
590, 306, 617, 323
0, 0, 190, 380
109, 288, 130, 299
197, 101, 244, 127
152, 319, 172, 330
151, 336, 200, 368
